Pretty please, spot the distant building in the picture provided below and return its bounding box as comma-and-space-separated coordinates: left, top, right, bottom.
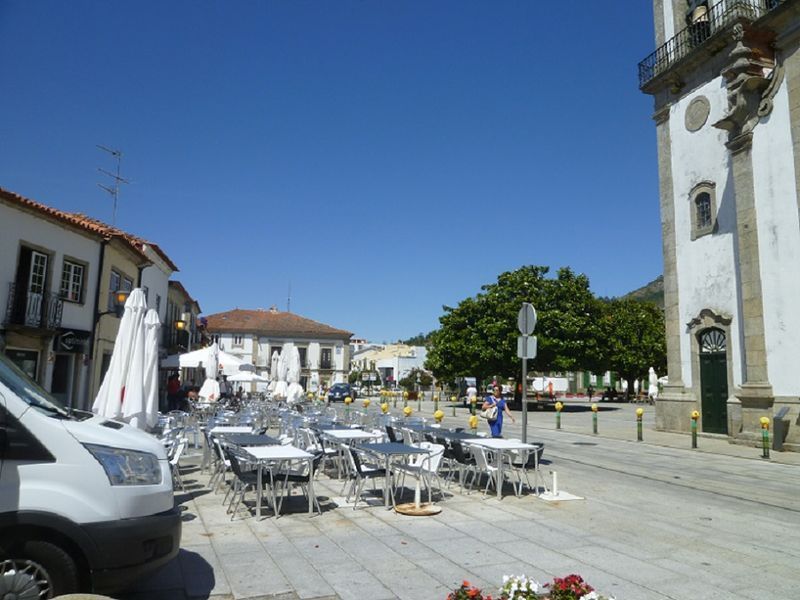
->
205, 307, 352, 389
640, 0, 800, 448
351, 344, 428, 387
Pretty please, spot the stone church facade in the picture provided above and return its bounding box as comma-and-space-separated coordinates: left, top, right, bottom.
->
640, 0, 800, 450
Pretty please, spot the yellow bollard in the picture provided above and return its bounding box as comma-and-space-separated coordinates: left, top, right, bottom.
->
468, 414, 478, 434
760, 416, 770, 459
380, 402, 389, 414
403, 405, 413, 418
691, 410, 699, 448
591, 403, 598, 434
403, 390, 409, 408
434, 409, 444, 423
555, 401, 563, 430
636, 407, 644, 441
362, 398, 371, 409
451, 395, 457, 417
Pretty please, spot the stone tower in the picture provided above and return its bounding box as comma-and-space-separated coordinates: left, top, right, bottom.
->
640, 0, 800, 449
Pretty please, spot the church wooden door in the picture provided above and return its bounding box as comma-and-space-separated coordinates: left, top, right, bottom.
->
699, 328, 728, 434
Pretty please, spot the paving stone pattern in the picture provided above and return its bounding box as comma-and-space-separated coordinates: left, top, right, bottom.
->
119, 401, 800, 600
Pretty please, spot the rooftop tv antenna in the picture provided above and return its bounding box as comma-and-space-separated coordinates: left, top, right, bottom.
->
96, 144, 129, 226
287, 281, 292, 313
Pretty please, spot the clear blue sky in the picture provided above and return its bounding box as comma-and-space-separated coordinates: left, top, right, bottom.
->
0, 1, 659, 342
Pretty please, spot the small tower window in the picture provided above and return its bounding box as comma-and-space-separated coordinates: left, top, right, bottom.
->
690, 182, 716, 240
695, 192, 712, 229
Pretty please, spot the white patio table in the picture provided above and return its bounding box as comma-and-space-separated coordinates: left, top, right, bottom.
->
244, 445, 315, 517
209, 425, 253, 435
463, 438, 539, 499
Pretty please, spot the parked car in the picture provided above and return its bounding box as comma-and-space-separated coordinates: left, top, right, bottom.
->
328, 383, 356, 402
0, 353, 181, 597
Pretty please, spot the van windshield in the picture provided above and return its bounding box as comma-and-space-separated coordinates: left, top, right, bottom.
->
0, 352, 71, 418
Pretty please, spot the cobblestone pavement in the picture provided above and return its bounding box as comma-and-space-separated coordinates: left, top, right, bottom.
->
118, 402, 800, 600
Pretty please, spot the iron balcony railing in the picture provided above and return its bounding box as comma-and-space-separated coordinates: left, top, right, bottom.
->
638, 0, 785, 88
4, 282, 63, 330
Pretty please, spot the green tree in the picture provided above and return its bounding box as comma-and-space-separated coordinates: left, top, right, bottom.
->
401, 332, 433, 346
398, 367, 433, 391
348, 370, 361, 385
425, 266, 605, 384
598, 298, 666, 398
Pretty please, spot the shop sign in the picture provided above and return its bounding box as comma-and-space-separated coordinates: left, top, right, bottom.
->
53, 329, 90, 353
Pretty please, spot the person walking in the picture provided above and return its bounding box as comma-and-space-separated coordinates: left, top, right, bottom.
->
482, 384, 515, 438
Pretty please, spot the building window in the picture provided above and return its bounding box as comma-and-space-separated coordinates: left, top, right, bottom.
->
320, 348, 332, 369
108, 270, 121, 310
122, 277, 133, 291
233, 335, 243, 347
142, 286, 149, 303
298, 347, 307, 368
60, 260, 85, 303
156, 294, 161, 313
690, 182, 716, 240
696, 193, 712, 229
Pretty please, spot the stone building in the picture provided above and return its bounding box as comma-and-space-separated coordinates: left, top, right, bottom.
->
640, 0, 800, 449
206, 307, 352, 390
0, 186, 181, 409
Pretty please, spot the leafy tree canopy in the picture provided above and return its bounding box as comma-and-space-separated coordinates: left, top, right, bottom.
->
400, 332, 433, 346
597, 298, 666, 393
425, 266, 607, 384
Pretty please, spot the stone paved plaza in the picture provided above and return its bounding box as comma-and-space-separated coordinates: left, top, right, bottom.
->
121, 402, 800, 600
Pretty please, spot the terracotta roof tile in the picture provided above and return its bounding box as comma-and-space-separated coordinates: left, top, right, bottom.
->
0, 186, 178, 271
206, 308, 352, 340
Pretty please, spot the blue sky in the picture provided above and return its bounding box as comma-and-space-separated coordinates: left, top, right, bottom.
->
0, 1, 659, 342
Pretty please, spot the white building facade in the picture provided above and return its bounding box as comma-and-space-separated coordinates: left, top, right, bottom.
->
641, 0, 800, 448
206, 308, 352, 390
351, 344, 428, 387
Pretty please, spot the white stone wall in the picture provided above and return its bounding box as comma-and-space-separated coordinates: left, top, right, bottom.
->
668, 78, 742, 389
752, 83, 800, 397
140, 262, 170, 325
0, 204, 100, 333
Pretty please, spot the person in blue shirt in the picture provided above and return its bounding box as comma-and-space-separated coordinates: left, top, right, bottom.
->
482, 384, 515, 438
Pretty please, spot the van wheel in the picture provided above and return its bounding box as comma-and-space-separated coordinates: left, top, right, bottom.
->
0, 540, 79, 599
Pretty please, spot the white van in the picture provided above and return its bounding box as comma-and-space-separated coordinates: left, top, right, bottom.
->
0, 353, 181, 597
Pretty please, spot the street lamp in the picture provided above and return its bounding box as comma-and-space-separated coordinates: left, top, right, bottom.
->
176, 312, 193, 352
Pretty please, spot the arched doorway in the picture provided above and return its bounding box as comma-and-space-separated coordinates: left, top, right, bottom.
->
699, 328, 728, 434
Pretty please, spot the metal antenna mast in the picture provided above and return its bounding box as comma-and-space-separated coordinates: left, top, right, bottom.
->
96, 145, 129, 226
287, 281, 292, 313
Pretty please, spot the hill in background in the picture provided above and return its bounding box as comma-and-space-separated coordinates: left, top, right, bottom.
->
622, 275, 664, 308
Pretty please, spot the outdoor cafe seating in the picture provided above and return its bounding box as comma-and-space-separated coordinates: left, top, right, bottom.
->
158, 396, 548, 522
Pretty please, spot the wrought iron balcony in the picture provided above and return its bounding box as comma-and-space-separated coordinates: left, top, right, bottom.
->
638, 0, 785, 89
4, 282, 63, 330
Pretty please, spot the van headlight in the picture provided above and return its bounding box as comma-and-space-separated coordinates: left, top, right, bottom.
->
83, 443, 163, 486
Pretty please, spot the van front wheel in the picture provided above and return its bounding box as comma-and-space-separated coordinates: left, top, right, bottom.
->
0, 540, 80, 599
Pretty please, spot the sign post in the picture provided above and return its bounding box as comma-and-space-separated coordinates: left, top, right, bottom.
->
517, 303, 537, 443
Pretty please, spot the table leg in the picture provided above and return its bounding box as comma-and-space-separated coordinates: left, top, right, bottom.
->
308, 457, 314, 515
257, 461, 263, 518
496, 451, 502, 500
385, 455, 391, 509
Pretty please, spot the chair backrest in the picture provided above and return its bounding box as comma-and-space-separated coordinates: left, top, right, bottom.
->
471, 446, 492, 471
418, 442, 444, 473
401, 428, 414, 445
386, 425, 400, 443
225, 447, 250, 480
170, 440, 186, 466
348, 447, 369, 477
450, 440, 471, 465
